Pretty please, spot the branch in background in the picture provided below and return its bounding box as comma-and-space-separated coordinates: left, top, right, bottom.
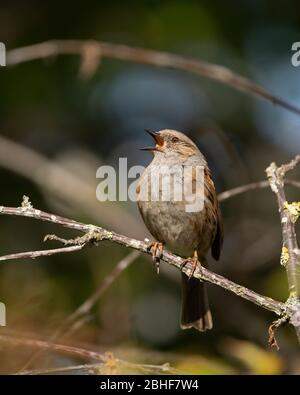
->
0, 199, 286, 317
6, 40, 300, 116
0, 134, 144, 235
0, 334, 179, 375
18, 360, 179, 375
18, 363, 103, 375
62, 251, 140, 335
218, 179, 300, 202
0, 333, 104, 362
18, 363, 106, 376
20, 251, 140, 371
266, 156, 300, 342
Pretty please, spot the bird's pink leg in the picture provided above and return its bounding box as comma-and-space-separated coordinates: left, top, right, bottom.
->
146, 241, 164, 274
180, 250, 200, 279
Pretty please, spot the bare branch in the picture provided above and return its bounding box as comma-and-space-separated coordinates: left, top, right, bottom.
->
0, 202, 285, 317
6, 40, 300, 116
0, 245, 84, 262
266, 155, 300, 342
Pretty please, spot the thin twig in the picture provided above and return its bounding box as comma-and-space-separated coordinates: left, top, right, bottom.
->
18, 360, 180, 375
62, 250, 140, 331
0, 245, 84, 262
286, 179, 300, 189
17, 363, 103, 375
6, 40, 300, 116
0, 202, 285, 316
218, 180, 269, 201
218, 179, 300, 202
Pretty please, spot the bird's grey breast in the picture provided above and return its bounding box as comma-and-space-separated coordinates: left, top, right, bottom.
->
137, 154, 208, 258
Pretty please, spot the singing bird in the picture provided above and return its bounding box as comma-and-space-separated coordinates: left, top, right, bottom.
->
137, 129, 223, 331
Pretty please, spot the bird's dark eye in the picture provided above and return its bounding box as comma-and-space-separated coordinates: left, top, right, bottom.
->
171, 137, 179, 143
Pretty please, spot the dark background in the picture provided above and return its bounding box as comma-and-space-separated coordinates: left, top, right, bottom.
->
0, 0, 300, 374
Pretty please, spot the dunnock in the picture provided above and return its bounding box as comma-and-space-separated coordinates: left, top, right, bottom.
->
137, 129, 223, 331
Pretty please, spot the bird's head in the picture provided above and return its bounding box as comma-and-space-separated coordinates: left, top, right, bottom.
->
141, 129, 199, 158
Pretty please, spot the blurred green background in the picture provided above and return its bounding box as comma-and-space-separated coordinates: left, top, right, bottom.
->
0, 0, 300, 374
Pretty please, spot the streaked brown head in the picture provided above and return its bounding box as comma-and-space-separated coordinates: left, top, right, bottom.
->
141, 129, 200, 158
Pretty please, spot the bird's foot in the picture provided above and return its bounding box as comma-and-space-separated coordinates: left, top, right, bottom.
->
147, 241, 164, 274
180, 251, 200, 279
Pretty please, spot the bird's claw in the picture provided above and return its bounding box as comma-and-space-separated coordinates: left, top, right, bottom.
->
147, 242, 164, 274
180, 252, 200, 279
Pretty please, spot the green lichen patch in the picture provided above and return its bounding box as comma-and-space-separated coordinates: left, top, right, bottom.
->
283, 201, 300, 223
280, 246, 289, 267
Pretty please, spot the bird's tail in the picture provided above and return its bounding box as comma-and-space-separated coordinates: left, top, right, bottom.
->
180, 272, 213, 331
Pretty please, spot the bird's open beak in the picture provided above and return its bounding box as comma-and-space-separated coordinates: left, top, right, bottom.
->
140, 129, 164, 151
